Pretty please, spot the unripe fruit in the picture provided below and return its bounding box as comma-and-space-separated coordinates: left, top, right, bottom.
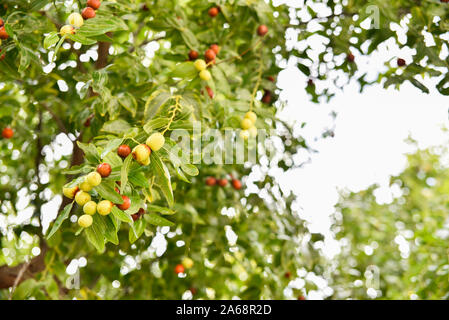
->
347, 53, 355, 62
87, 0, 101, 10
146, 132, 165, 151
257, 25, 268, 36
188, 50, 199, 60
82, 7, 96, 20
0, 26, 9, 40
63, 186, 79, 199
97, 200, 113, 216
232, 179, 242, 190
68, 13, 84, 28
244, 111, 257, 124
2, 127, 13, 139
175, 264, 185, 274
140, 157, 151, 166
117, 195, 131, 211
79, 180, 93, 192
60, 25, 75, 36
75, 191, 91, 206
240, 130, 250, 140
206, 86, 214, 99
208, 7, 219, 17
194, 59, 207, 71
241, 118, 253, 130
96, 163, 111, 178
83, 201, 97, 215
218, 178, 228, 187
199, 70, 211, 81
182, 257, 194, 269
249, 126, 258, 138
397, 58, 406, 67
86, 171, 102, 187
210, 44, 220, 55
117, 144, 131, 158
132, 144, 151, 164
204, 49, 216, 61
205, 176, 217, 186
78, 214, 93, 228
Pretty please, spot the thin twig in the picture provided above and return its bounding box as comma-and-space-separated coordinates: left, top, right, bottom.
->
8, 261, 32, 300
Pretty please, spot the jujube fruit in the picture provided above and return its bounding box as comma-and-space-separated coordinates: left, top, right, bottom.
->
204, 49, 216, 61
241, 118, 253, 130
244, 111, 257, 124
96, 163, 111, 178
199, 70, 211, 81
82, 7, 96, 19
117, 195, 131, 211
218, 178, 228, 187
194, 59, 207, 71
68, 13, 84, 28
205, 177, 217, 186
210, 44, 220, 55
208, 7, 219, 17
97, 200, 113, 216
63, 186, 79, 199
117, 144, 131, 158
75, 191, 91, 206
132, 144, 151, 164
79, 180, 93, 192
83, 201, 97, 215
257, 25, 268, 36
87, 0, 101, 10
78, 214, 93, 228
60, 25, 75, 36
188, 50, 199, 60
0, 26, 9, 39
232, 179, 242, 190
86, 171, 102, 187
206, 86, 214, 99
174, 264, 185, 274
347, 53, 355, 62
146, 132, 165, 151
397, 58, 406, 67
182, 257, 194, 269
2, 127, 13, 139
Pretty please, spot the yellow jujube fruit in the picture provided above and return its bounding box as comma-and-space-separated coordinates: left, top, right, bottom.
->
244, 111, 257, 124
132, 144, 151, 164
182, 257, 194, 269
199, 70, 211, 81
78, 214, 93, 228
194, 59, 207, 71
86, 171, 102, 187
79, 180, 93, 192
75, 191, 91, 206
60, 25, 75, 36
249, 126, 258, 138
97, 200, 113, 216
63, 186, 79, 199
146, 132, 165, 151
68, 13, 84, 28
83, 201, 97, 215
241, 118, 253, 130
240, 130, 250, 140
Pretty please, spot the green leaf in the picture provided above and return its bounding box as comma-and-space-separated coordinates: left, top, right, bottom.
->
150, 152, 174, 207
147, 204, 175, 215
95, 183, 123, 204
128, 171, 150, 187
77, 15, 128, 38
144, 213, 174, 227
118, 92, 137, 117
43, 32, 59, 49
181, 164, 199, 176
144, 90, 171, 121
120, 155, 133, 194
85, 215, 106, 252
111, 206, 133, 224
101, 138, 123, 159
47, 202, 74, 239
143, 118, 170, 133
68, 33, 97, 45
129, 219, 146, 244
101, 119, 132, 134
171, 62, 197, 79
77, 141, 100, 163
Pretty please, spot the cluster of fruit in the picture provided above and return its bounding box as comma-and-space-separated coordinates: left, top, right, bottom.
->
174, 257, 194, 274
0, 18, 8, 61
1, 127, 13, 139
60, 0, 101, 36
194, 59, 212, 81
240, 111, 257, 140
126, 132, 165, 165
205, 176, 242, 190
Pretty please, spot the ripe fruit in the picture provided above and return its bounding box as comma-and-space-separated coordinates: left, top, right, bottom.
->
75, 191, 91, 206
117, 144, 131, 158
182, 257, 194, 269
87, 0, 101, 10
97, 200, 113, 216
205, 176, 217, 186
249, 126, 258, 138
188, 50, 199, 60
240, 130, 250, 140
307, 79, 314, 86
267, 76, 275, 82
210, 44, 220, 55
218, 178, 228, 187
298, 295, 306, 300
146, 132, 165, 151
78, 215, 93, 228
244, 111, 257, 124
262, 91, 271, 104
83, 201, 97, 215
194, 59, 207, 71
257, 25, 268, 36
79, 180, 93, 192
231, 179, 242, 190
0, 26, 9, 40
68, 13, 84, 28
0, 18, 3, 27
82, 7, 96, 19
241, 118, 253, 130
284, 271, 291, 279
117, 195, 131, 211
199, 70, 211, 81
205, 49, 216, 61
86, 171, 102, 187
175, 264, 185, 274
60, 25, 75, 36
347, 53, 355, 62
132, 144, 151, 164
96, 163, 111, 178
206, 86, 214, 99
131, 213, 139, 221
208, 7, 219, 17
63, 186, 79, 199
2, 127, 13, 139
397, 58, 406, 67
